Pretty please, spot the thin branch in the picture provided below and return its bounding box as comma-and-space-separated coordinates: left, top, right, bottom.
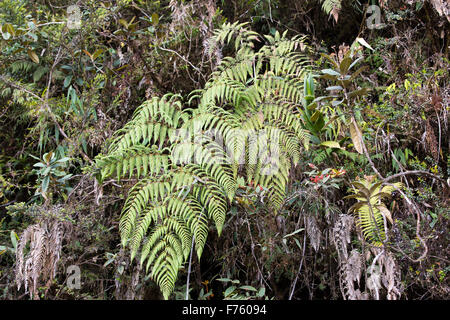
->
156, 46, 202, 74
0, 76, 45, 102
245, 213, 272, 291
383, 170, 448, 186
385, 183, 428, 263
185, 234, 195, 300
288, 221, 306, 300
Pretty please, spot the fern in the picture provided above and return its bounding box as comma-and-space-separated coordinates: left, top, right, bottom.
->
320, 0, 342, 16
9, 60, 34, 75
210, 21, 260, 53
95, 23, 311, 299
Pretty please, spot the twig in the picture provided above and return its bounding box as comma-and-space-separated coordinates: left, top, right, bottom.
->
185, 234, 195, 300
436, 110, 441, 162
385, 183, 428, 263
353, 116, 383, 180
34, 22, 65, 28
390, 150, 410, 188
0, 76, 45, 102
245, 213, 272, 291
156, 46, 202, 74
288, 221, 306, 300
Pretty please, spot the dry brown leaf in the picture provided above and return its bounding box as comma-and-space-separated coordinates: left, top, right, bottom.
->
378, 205, 393, 224
331, 6, 340, 23
350, 117, 363, 154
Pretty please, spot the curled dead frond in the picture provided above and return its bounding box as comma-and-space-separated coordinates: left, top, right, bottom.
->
340, 249, 367, 300
332, 214, 366, 300
15, 207, 71, 299
332, 214, 354, 261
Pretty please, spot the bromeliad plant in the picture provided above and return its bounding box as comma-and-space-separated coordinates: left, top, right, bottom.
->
95, 22, 311, 299
300, 72, 328, 144
345, 176, 402, 246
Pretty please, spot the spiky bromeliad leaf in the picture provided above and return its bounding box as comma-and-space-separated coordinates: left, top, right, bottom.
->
95, 23, 311, 299
345, 178, 403, 246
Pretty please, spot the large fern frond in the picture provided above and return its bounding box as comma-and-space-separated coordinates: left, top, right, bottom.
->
95, 23, 313, 299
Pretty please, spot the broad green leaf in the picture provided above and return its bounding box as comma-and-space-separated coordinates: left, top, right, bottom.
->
331, 99, 344, 106
224, 286, 236, 297
349, 87, 369, 98
310, 110, 321, 122
33, 66, 48, 82
10, 231, 18, 251
119, 19, 129, 29
64, 75, 73, 88
3, 23, 14, 36
58, 174, 72, 182
92, 49, 104, 60
320, 53, 339, 68
321, 69, 341, 76
42, 175, 50, 192
152, 13, 159, 25
320, 141, 341, 149
348, 57, 363, 71
2, 32, 10, 40
33, 162, 46, 168
348, 66, 368, 82
326, 85, 343, 91
257, 287, 266, 297
351, 182, 369, 195
44, 151, 53, 163
340, 57, 352, 74
240, 285, 257, 291
356, 37, 374, 51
